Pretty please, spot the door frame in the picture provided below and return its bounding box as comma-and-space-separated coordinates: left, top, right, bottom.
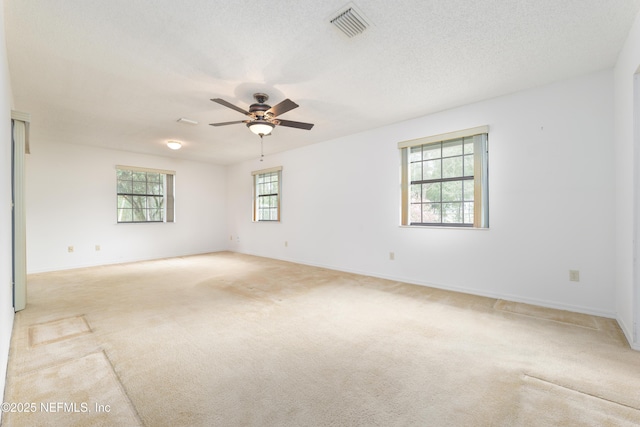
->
11, 110, 29, 312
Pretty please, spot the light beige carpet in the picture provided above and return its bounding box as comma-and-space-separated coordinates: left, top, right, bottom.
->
3, 252, 640, 426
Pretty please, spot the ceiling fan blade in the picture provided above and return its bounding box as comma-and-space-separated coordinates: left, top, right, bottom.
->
209, 120, 249, 127
211, 98, 250, 116
276, 119, 314, 130
267, 99, 299, 117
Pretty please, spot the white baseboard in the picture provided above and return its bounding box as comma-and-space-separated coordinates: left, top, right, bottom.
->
26, 250, 226, 274
237, 250, 616, 319
616, 315, 640, 350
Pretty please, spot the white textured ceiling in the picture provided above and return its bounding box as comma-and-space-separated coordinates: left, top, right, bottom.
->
5, 0, 640, 165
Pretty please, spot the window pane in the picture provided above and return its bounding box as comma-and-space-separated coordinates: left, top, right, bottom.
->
463, 154, 474, 177
133, 181, 147, 194
442, 139, 463, 157
149, 184, 163, 195
442, 156, 463, 178
270, 208, 278, 221
409, 146, 422, 162
442, 181, 462, 202
410, 204, 422, 223
463, 138, 474, 155
410, 162, 422, 181
150, 196, 164, 209
117, 169, 132, 180
132, 172, 146, 181
147, 173, 160, 182
423, 144, 441, 160
149, 208, 163, 221
463, 180, 474, 201
117, 181, 132, 194
423, 159, 441, 180
423, 203, 441, 223
117, 195, 132, 209
410, 184, 421, 203
118, 209, 132, 222
132, 196, 146, 208
423, 182, 441, 202
463, 202, 474, 224
133, 209, 147, 222
442, 202, 463, 223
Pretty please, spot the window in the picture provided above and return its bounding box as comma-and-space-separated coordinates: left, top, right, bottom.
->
252, 167, 282, 221
116, 166, 175, 223
399, 126, 489, 227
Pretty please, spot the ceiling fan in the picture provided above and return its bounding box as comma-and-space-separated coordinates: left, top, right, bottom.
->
209, 93, 314, 136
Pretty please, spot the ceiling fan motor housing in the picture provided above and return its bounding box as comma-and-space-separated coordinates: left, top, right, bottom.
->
250, 93, 271, 119
249, 103, 270, 118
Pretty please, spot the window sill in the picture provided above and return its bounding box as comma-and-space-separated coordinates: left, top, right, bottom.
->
399, 225, 489, 230
116, 221, 175, 224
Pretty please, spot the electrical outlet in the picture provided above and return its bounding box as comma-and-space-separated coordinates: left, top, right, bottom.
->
284, 241, 288, 247
68, 246, 74, 253
569, 270, 580, 282
389, 252, 395, 261
95, 245, 101, 251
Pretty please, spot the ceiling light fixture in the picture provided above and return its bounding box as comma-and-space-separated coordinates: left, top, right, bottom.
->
167, 140, 182, 150
247, 120, 275, 136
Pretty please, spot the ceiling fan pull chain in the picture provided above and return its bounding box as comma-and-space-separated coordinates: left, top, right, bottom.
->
260, 134, 264, 161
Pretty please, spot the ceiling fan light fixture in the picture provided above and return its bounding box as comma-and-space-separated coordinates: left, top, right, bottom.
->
248, 121, 274, 135
167, 140, 182, 150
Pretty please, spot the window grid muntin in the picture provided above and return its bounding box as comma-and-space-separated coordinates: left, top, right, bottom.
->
117, 169, 166, 223
255, 171, 280, 222
409, 137, 475, 227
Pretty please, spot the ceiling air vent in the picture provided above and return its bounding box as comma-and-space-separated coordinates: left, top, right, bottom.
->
330, 5, 370, 38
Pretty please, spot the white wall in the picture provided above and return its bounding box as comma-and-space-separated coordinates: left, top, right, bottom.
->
228, 70, 616, 317
0, 0, 14, 410
614, 11, 640, 349
26, 141, 228, 273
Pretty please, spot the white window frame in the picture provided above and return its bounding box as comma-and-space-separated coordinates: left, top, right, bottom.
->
399, 126, 489, 228
252, 166, 282, 222
116, 165, 175, 223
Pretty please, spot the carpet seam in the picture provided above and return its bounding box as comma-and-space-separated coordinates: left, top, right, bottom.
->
28, 315, 93, 347
100, 348, 145, 427
10, 348, 102, 378
524, 374, 640, 412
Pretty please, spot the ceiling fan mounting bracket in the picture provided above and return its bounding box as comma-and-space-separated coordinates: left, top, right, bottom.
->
253, 93, 269, 104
